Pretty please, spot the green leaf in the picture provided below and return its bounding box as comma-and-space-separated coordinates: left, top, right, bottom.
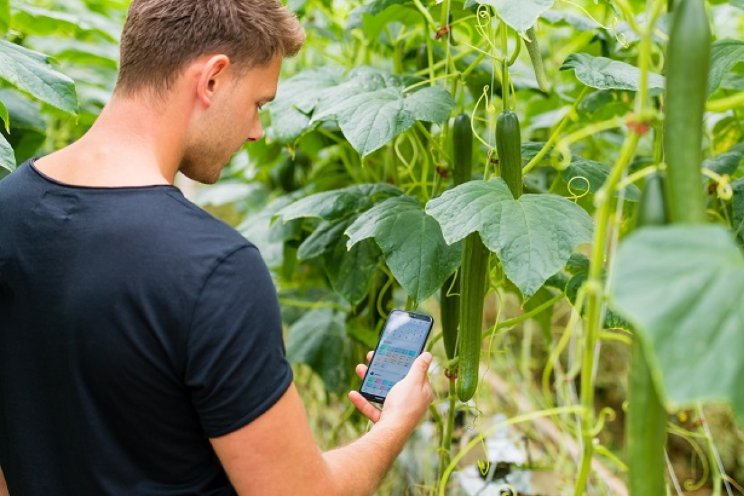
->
310, 67, 455, 156
426, 179, 593, 297
10, 4, 119, 41
0, 98, 9, 133
561, 53, 665, 93
0, 0, 9, 35
540, 9, 600, 31
0, 40, 78, 115
403, 86, 457, 123
347, 0, 408, 30
322, 238, 381, 305
475, 0, 553, 34
278, 183, 402, 222
298, 219, 351, 261
609, 225, 744, 426
0, 130, 15, 173
730, 177, 744, 242
346, 196, 462, 305
703, 143, 744, 176
267, 67, 344, 143
286, 308, 352, 394
26, 37, 119, 70
562, 159, 641, 201
709, 39, 744, 95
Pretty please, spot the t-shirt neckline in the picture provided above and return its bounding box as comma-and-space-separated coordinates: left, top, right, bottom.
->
27, 157, 181, 192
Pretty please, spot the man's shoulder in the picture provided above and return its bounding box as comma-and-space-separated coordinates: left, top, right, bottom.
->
137, 189, 258, 264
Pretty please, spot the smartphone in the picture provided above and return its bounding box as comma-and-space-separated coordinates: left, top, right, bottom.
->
359, 309, 434, 404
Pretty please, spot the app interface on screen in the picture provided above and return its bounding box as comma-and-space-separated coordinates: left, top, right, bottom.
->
361, 313, 430, 398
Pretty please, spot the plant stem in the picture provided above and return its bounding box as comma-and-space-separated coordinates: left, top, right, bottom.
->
438, 377, 457, 480
574, 131, 640, 496
522, 87, 589, 175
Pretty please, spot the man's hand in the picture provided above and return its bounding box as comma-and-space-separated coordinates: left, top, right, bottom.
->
211, 351, 434, 496
0, 465, 9, 496
348, 351, 434, 430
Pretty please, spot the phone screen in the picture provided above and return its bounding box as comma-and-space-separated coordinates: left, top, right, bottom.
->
359, 310, 433, 403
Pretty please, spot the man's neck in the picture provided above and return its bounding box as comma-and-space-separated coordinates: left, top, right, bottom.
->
34, 92, 188, 188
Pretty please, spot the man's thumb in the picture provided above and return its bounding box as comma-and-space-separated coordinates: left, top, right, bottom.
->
410, 351, 433, 378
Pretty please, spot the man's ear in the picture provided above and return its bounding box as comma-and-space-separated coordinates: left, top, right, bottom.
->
195, 54, 232, 108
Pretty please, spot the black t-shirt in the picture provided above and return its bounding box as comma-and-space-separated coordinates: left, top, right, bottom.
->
0, 160, 293, 495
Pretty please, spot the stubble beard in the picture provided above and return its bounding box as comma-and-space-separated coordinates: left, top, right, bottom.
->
179, 139, 227, 185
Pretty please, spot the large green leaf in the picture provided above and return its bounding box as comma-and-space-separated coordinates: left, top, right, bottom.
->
345, 196, 462, 305
26, 37, 118, 70
322, 238, 381, 306
561, 53, 665, 92
709, 39, 744, 95
298, 218, 351, 261
278, 183, 402, 222
426, 179, 593, 297
0, 131, 14, 173
609, 226, 744, 426
11, 4, 119, 41
0, 40, 77, 115
271, 67, 455, 155
346, 0, 409, 30
267, 67, 344, 144
475, 0, 553, 34
310, 67, 455, 156
286, 308, 352, 394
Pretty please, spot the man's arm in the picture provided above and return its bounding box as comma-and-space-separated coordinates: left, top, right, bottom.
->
211, 352, 434, 496
0, 465, 9, 496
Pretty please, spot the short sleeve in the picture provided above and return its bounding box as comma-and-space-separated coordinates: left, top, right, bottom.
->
184, 245, 293, 438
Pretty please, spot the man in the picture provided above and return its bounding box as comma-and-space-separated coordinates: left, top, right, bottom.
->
0, 1, 434, 494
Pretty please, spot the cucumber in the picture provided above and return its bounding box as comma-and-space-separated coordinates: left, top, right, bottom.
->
636, 173, 668, 227
416, 44, 428, 73
496, 111, 523, 199
456, 233, 490, 402
451, 114, 473, 186
525, 27, 549, 93
441, 114, 474, 360
663, 0, 710, 224
627, 173, 668, 496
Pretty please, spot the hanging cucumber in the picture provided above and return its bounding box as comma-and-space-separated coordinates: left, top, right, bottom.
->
456, 233, 490, 402
496, 110, 523, 199
525, 27, 549, 93
627, 172, 668, 496
440, 114, 474, 360
415, 44, 428, 73
663, 0, 710, 224
636, 173, 668, 227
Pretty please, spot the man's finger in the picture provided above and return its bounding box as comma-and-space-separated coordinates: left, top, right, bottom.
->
348, 391, 381, 423
355, 363, 367, 380
366, 350, 373, 363
406, 352, 433, 382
